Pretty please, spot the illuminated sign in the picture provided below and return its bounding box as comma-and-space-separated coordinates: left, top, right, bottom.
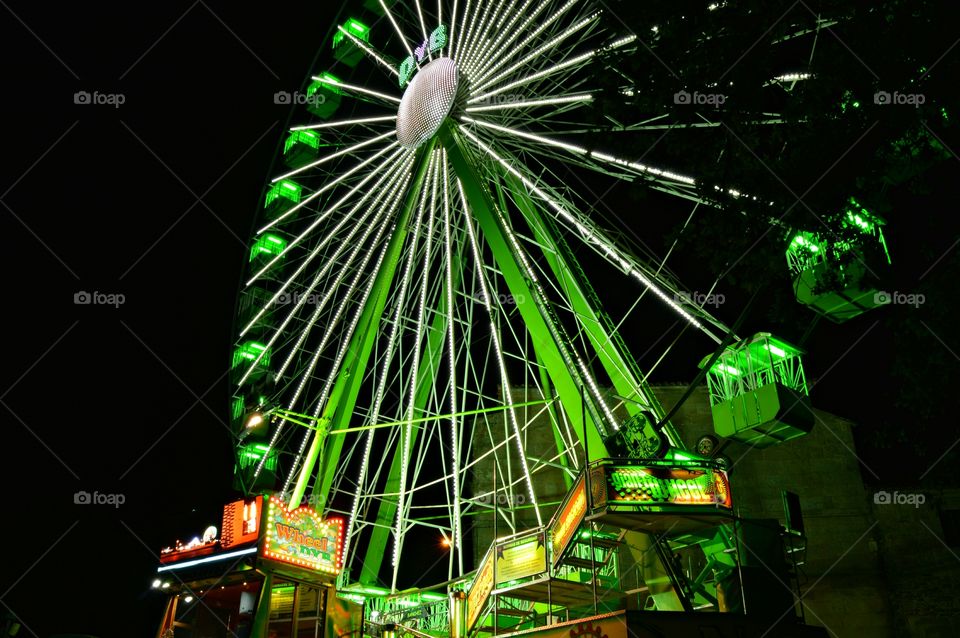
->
399, 25, 448, 87
496, 533, 547, 585
466, 550, 494, 630
599, 464, 732, 509
221, 496, 262, 549
262, 496, 344, 574
551, 477, 586, 567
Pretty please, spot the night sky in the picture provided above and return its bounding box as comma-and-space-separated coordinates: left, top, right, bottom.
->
1, 2, 958, 637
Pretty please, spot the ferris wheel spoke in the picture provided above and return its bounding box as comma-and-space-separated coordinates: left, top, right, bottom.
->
414, 0, 433, 62
464, 0, 533, 77
245, 157, 411, 346
473, 7, 598, 91
256, 144, 404, 236
464, 93, 593, 113
461, 0, 506, 74
468, 36, 634, 105
272, 130, 396, 183
459, 178, 543, 527
337, 26, 400, 79
249, 150, 410, 286
470, 0, 578, 86
274, 162, 415, 381
393, 153, 440, 586
290, 114, 397, 132
310, 74, 402, 105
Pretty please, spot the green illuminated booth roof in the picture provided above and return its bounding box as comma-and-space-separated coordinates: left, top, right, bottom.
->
332, 19, 370, 67
786, 198, 891, 323
701, 333, 813, 448
231, 340, 271, 386
264, 180, 302, 219
283, 131, 321, 169
249, 234, 288, 268
305, 73, 343, 119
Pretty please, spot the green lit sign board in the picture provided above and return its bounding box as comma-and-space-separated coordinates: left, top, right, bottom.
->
592, 463, 732, 510
495, 532, 547, 585
399, 25, 447, 87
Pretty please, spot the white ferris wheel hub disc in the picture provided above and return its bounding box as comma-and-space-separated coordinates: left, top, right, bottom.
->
396, 57, 460, 150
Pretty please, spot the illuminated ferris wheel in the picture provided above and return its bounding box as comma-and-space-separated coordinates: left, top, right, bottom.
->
228, 0, 822, 592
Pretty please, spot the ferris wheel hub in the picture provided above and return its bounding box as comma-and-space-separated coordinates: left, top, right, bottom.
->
396, 57, 460, 150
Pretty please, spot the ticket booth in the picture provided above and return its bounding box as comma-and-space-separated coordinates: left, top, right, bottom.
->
153, 495, 362, 638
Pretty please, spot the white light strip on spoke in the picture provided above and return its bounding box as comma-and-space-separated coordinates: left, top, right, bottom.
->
337, 26, 400, 78
252, 163, 412, 480
460, 127, 710, 335
589, 150, 696, 186
249, 147, 406, 282
393, 154, 438, 573
381, 0, 415, 59
470, 35, 635, 104
441, 150, 463, 567
470, 0, 543, 80
310, 75, 402, 104
474, 11, 598, 92
461, 115, 587, 155
461, 0, 509, 74
256, 144, 402, 236
465, 93, 592, 113
272, 130, 396, 182
239, 161, 410, 387
415, 0, 432, 62
291, 115, 397, 132
458, 178, 542, 527
471, 0, 576, 84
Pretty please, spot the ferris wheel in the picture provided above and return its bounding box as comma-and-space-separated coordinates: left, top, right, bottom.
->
229, 0, 828, 592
